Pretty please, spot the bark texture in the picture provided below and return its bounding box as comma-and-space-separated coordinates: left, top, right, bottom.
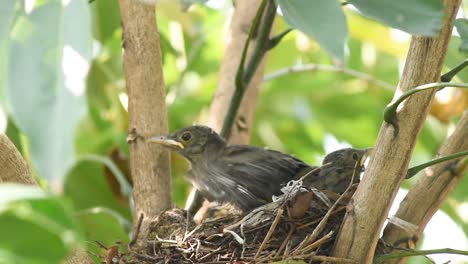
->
381, 110, 468, 264
119, 0, 172, 231
0, 134, 36, 185
331, 1, 461, 263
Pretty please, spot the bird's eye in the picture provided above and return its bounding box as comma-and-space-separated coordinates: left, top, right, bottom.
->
352, 152, 359, 161
181, 132, 192, 142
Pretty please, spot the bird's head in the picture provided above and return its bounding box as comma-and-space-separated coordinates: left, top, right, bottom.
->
147, 125, 226, 162
322, 148, 373, 168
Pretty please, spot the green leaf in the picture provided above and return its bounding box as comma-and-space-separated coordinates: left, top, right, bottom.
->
0, 184, 83, 264
6, 0, 92, 182
0, 0, 17, 45
277, 0, 348, 61
454, 18, 468, 52
89, 0, 120, 43
64, 161, 132, 221
348, 0, 443, 36
0, 0, 21, 108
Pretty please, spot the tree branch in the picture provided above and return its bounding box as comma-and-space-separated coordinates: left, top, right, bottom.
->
331, 1, 462, 263
381, 110, 468, 264
263, 63, 395, 91
220, 0, 277, 139
384, 82, 468, 136
188, 0, 275, 218
374, 248, 468, 263
119, 0, 172, 237
406, 150, 468, 178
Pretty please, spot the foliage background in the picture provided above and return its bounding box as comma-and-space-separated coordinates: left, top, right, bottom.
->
0, 0, 467, 263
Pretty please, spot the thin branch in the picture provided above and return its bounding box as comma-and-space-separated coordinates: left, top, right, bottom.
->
254, 207, 283, 259
374, 248, 468, 263
221, 0, 277, 139
264, 63, 395, 91
383, 82, 468, 137
406, 150, 468, 178
267, 28, 293, 50
440, 59, 468, 82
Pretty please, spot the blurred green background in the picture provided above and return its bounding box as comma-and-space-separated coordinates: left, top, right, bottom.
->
0, 0, 467, 263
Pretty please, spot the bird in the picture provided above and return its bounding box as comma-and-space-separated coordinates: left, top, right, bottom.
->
148, 125, 370, 212
302, 147, 372, 193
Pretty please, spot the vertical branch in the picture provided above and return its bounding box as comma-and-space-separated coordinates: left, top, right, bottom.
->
331, 0, 461, 263
187, 0, 276, 217
219, 0, 277, 140
381, 110, 468, 264
119, 0, 172, 233
206, 0, 269, 143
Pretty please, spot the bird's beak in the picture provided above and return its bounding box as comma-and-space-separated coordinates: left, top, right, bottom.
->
147, 136, 185, 150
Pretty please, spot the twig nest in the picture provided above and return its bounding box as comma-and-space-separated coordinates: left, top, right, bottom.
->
125, 185, 356, 264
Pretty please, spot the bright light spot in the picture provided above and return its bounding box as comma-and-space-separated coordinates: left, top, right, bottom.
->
422, 211, 468, 263
323, 134, 352, 153
61, 0, 71, 7
118, 92, 128, 111
138, 0, 157, 5
206, 0, 228, 9
62, 45, 89, 96
388, 189, 468, 263
458, 202, 468, 223
169, 22, 186, 71
361, 42, 376, 67
295, 32, 311, 52
166, 90, 176, 106
0, 106, 7, 134
435, 87, 456, 104
390, 29, 410, 44
24, 0, 36, 14
92, 39, 102, 59
258, 122, 286, 152
182, 72, 201, 92
61, 230, 76, 245
277, 5, 283, 16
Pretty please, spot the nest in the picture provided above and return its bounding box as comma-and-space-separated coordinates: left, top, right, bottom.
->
124, 179, 359, 264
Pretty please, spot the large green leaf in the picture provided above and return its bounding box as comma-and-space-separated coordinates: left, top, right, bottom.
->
0, 0, 20, 108
89, 0, 120, 43
348, 0, 443, 36
0, 0, 17, 45
277, 0, 348, 61
0, 184, 83, 264
6, 0, 92, 182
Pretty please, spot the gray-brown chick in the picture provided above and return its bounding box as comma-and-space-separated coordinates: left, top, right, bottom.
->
148, 125, 370, 212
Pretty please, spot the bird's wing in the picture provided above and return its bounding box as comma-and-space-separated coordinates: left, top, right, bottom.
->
217, 145, 311, 203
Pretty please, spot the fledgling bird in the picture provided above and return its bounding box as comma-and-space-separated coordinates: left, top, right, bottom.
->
148, 125, 370, 212
302, 147, 372, 193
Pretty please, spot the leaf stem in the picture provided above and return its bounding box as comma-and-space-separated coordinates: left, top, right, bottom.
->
263, 63, 395, 91
383, 82, 468, 136
406, 151, 468, 179
373, 248, 468, 263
